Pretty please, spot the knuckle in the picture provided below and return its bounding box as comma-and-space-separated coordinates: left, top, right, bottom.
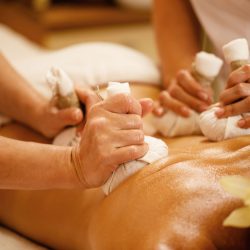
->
242, 64, 250, 72
176, 69, 187, 80
168, 85, 178, 97
245, 96, 250, 105
134, 130, 144, 143
120, 94, 132, 112
89, 103, 101, 114
132, 115, 143, 128
226, 104, 233, 115
235, 83, 245, 95
227, 72, 235, 86
128, 146, 138, 160
159, 90, 168, 101
90, 117, 106, 130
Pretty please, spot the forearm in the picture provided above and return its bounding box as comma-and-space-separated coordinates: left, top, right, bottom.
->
0, 53, 46, 128
0, 136, 79, 189
153, 0, 201, 84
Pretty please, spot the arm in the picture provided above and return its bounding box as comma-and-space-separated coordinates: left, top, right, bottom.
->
154, 0, 200, 81
153, 0, 212, 116
0, 92, 151, 189
0, 136, 75, 189
0, 53, 83, 137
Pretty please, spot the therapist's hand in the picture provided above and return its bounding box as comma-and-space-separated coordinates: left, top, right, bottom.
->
70, 94, 152, 188
153, 69, 212, 117
35, 88, 99, 138
216, 64, 250, 129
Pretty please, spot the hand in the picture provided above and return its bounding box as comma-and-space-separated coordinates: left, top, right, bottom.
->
70, 94, 152, 188
153, 69, 212, 117
215, 64, 250, 129
34, 88, 99, 138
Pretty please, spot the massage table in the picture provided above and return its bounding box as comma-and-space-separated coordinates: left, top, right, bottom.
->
0, 24, 250, 249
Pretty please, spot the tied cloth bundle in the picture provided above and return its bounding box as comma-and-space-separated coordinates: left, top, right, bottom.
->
0, 66, 81, 128
199, 38, 250, 141
47, 66, 81, 146
46, 66, 80, 109
153, 51, 223, 137
102, 82, 168, 195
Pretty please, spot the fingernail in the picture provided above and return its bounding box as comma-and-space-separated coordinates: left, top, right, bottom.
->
198, 91, 208, 101
181, 107, 190, 116
74, 109, 82, 120
199, 105, 208, 112
215, 108, 224, 117
238, 119, 246, 128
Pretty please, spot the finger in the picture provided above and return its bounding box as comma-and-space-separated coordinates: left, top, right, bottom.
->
216, 96, 250, 118
112, 129, 144, 147
238, 116, 250, 129
140, 98, 153, 116
168, 84, 208, 113
76, 120, 86, 134
177, 70, 211, 102
101, 94, 142, 115
107, 113, 143, 130
152, 100, 165, 117
57, 107, 83, 125
219, 83, 250, 105
227, 64, 250, 88
159, 91, 190, 117
111, 143, 149, 167
76, 88, 100, 113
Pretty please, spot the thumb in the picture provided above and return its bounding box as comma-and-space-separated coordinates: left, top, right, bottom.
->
57, 107, 83, 126
76, 88, 101, 114
140, 98, 153, 117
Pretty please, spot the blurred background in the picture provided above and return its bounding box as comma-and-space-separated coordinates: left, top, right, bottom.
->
0, 0, 157, 61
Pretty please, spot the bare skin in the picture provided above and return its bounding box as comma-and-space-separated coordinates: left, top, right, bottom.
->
0, 107, 249, 249
216, 64, 250, 128
0, 53, 83, 138
153, 0, 212, 117
153, 0, 250, 130
0, 54, 153, 190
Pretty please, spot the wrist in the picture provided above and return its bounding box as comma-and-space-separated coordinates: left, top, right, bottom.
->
68, 145, 89, 189
21, 95, 48, 132
162, 56, 195, 86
